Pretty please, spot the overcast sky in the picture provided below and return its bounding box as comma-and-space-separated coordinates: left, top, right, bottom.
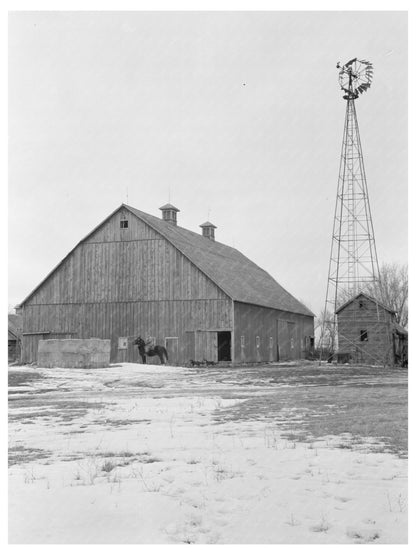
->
8, 11, 407, 315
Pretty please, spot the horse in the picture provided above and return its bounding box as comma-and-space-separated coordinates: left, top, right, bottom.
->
133, 336, 169, 365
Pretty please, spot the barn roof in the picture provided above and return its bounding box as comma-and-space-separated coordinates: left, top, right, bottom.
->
18, 204, 314, 317
335, 292, 395, 315
125, 205, 314, 316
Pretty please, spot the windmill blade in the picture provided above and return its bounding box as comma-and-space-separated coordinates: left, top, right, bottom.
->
346, 58, 357, 67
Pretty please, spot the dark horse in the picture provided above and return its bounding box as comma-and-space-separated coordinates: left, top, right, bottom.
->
133, 336, 169, 365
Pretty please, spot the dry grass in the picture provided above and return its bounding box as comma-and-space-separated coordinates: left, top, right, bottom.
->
214, 365, 407, 456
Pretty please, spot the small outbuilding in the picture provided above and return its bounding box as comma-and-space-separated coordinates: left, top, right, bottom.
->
335, 292, 407, 366
8, 314, 22, 362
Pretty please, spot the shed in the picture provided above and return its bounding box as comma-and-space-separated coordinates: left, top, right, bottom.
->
335, 292, 405, 366
8, 314, 22, 362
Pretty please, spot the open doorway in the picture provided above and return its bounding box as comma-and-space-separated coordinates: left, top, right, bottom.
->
217, 331, 231, 362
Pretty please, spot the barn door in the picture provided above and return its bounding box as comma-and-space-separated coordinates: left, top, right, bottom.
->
287, 322, 296, 360
275, 321, 280, 361
277, 320, 295, 360
22, 333, 47, 364
185, 331, 195, 363
165, 337, 179, 365
217, 331, 231, 362
195, 331, 218, 363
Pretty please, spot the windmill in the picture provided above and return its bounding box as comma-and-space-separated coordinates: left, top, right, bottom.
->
320, 59, 391, 366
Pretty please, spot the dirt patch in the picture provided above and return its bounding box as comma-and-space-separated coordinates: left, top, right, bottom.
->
8, 371, 43, 388
9, 445, 51, 466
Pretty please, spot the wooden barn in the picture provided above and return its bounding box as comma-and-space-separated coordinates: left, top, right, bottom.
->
17, 203, 314, 365
336, 292, 407, 366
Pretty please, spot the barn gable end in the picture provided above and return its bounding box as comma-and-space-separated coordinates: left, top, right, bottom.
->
20, 206, 232, 363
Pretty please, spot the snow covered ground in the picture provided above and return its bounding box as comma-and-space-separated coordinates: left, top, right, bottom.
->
8, 363, 408, 544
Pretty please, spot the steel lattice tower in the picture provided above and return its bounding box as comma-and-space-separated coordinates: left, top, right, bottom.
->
321, 58, 388, 365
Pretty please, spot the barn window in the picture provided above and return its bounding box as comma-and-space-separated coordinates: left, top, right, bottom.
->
360, 329, 368, 342
359, 300, 365, 309
256, 336, 260, 349
120, 219, 129, 228
241, 335, 245, 347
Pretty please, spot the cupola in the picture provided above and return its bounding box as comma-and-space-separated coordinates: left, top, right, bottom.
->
159, 203, 180, 225
199, 221, 217, 241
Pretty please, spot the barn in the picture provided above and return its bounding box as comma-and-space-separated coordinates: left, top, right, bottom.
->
17, 203, 314, 365
336, 292, 407, 366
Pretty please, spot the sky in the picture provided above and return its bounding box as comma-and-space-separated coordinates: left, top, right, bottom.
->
8, 11, 408, 315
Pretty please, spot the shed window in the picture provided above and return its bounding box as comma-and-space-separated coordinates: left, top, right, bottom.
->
360, 329, 368, 342
120, 219, 129, 228
359, 300, 365, 309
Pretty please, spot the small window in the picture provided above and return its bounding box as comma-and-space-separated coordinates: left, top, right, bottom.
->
256, 336, 260, 349
359, 300, 364, 309
241, 335, 245, 348
120, 219, 129, 229
360, 330, 368, 342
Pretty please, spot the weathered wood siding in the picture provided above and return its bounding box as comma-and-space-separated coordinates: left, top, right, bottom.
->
337, 296, 394, 365
22, 208, 232, 363
233, 302, 314, 363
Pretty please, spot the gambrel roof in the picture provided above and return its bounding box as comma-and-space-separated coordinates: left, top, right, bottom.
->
126, 205, 313, 316
19, 204, 314, 317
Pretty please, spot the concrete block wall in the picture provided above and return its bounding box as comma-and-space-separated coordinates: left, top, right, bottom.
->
38, 338, 111, 368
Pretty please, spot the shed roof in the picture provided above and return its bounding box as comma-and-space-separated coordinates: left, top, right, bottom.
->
125, 205, 314, 316
159, 203, 180, 212
335, 292, 395, 315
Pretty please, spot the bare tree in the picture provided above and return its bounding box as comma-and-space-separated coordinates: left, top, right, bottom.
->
315, 309, 336, 352
367, 263, 408, 328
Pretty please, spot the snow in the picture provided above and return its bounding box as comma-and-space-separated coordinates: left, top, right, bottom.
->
8, 363, 407, 544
